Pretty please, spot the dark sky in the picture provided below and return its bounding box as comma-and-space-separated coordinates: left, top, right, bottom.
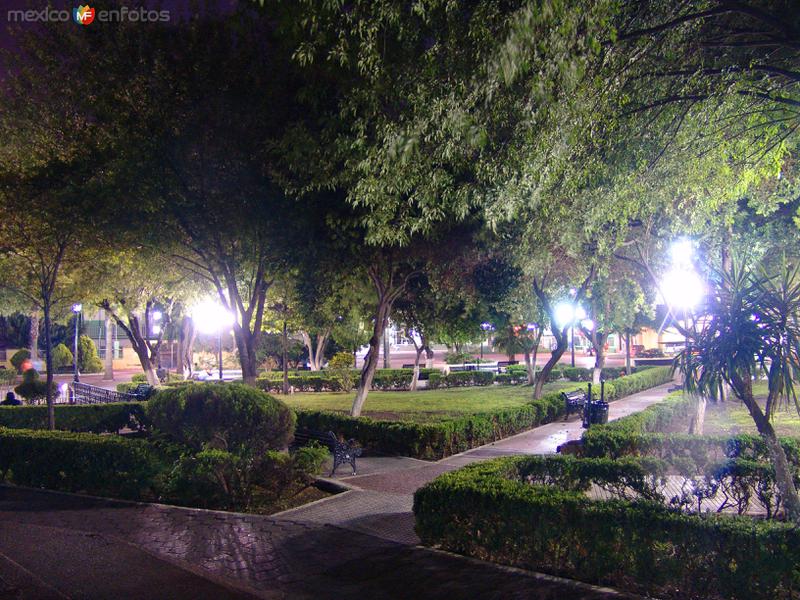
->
0, 0, 238, 55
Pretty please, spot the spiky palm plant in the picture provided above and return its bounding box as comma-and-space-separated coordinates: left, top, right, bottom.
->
679, 258, 800, 522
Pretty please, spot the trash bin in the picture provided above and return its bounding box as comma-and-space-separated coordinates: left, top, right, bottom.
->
588, 401, 609, 425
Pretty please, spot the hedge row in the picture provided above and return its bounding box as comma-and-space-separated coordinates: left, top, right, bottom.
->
296, 367, 674, 459
428, 370, 494, 388
256, 368, 440, 393
0, 427, 158, 499
414, 455, 800, 600
0, 403, 147, 433
581, 391, 800, 471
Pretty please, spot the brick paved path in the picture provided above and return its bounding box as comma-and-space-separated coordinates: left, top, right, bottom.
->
0, 486, 635, 599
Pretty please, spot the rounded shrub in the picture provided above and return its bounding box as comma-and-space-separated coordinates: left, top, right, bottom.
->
78, 335, 103, 373
52, 343, 74, 370
146, 383, 295, 455
14, 369, 56, 403
10, 349, 30, 373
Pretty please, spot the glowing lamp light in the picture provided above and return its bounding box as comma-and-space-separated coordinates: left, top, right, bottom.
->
72, 303, 82, 313
192, 300, 234, 334
554, 302, 586, 327
581, 319, 595, 331
661, 269, 705, 310
152, 324, 161, 335
152, 310, 163, 321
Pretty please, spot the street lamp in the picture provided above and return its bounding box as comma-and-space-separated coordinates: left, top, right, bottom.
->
480, 322, 494, 360
192, 300, 235, 381
71, 303, 82, 382
555, 301, 586, 367
661, 240, 704, 385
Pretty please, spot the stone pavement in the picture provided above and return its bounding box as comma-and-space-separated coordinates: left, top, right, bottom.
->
0, 486, 636, 600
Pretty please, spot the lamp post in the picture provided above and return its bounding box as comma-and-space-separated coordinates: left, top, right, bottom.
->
480, 322, 494, 360
71, 303, 82, 382
555, 302, 587, 368
192, 300, 234, 381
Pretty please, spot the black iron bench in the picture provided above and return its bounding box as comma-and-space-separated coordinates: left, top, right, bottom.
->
562, 389, 588, 420
130, 384, 154, 400
402, 363, 415, 369
293, 429, 362, 476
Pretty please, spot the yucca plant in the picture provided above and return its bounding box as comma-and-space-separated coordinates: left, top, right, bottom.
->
678, 258, 800, 522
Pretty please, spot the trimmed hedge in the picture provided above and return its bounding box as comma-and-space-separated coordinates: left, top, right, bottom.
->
428, 370, 495, 388
414, 455, 800, 600
582, 392, 800, 474
0, 427, 158, 499
296, 367, 674, 459
256, 368, 440, 393
0, 402, 147, 433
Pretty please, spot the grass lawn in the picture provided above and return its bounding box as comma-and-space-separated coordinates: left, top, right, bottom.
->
281, 381, 582, 423
685, 381, 800, 437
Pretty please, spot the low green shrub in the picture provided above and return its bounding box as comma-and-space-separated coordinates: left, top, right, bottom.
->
147, 383, 295, 455
51, 343, 73, 370
0, 402, 147, 433
327, 351, 356, 392
10, 349, 30, 373
444, 351, 476, 364
0, 369, 16, 384
414, 455, 800, 600
14, 369, 56, 403
256, 375, 342, 393
0, 427, 158, 499
428, 370, 495, 388
78, 335, 103, 373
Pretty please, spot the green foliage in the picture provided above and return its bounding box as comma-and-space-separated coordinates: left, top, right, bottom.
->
10, 349, 30, 373
0, 427, 158, 499
0, 402, 147, 433
78, 335, 102, 373
146, 383, 295, 456
257, 368, 440, 393
326, 351, 356, 392
443, 351, 475, 364
0, 370, 16, 384
51, 343, 73, 370
14, 369, 56, 403
428, 371, 495, 389
296, 368, 672, 458
414, 455, 800, 600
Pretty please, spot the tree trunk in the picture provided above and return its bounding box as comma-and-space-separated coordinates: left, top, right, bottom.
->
688, 394, 706, 435
42, 302, 55, 430
625, 331, 632, 376
410, 339, 424, 392
232, 326, 259, 385
524, 350, 534, 385
351, 298, 390, 417
382, 325, 391, 368
592, 341, 607, 385
103, 313, 114, 380
743, 394, 800, 520
300, 330, 329, 371
282, 320, 289, 395
29, 311, 39, 363
425, 347, 434, 369
534, 338, 568, 399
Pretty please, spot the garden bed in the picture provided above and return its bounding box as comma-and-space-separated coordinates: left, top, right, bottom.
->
414, 454, 800, 600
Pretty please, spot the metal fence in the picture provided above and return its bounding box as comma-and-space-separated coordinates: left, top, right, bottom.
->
71, 382, 139, 404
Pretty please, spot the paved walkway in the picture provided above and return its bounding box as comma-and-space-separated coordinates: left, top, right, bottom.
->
277, 383, 675, 545
0, 383, 673, 599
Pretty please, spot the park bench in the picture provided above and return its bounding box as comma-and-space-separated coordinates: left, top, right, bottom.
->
562, 389, 588, 420
402, 363, 415, 369
293, 429, 362, 476
130, 384, 154, 400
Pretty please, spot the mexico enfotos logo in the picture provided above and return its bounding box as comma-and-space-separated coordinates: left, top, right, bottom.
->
7, 5, 170, 23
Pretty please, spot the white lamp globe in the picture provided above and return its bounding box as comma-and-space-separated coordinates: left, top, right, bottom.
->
192, 300, 235, 335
